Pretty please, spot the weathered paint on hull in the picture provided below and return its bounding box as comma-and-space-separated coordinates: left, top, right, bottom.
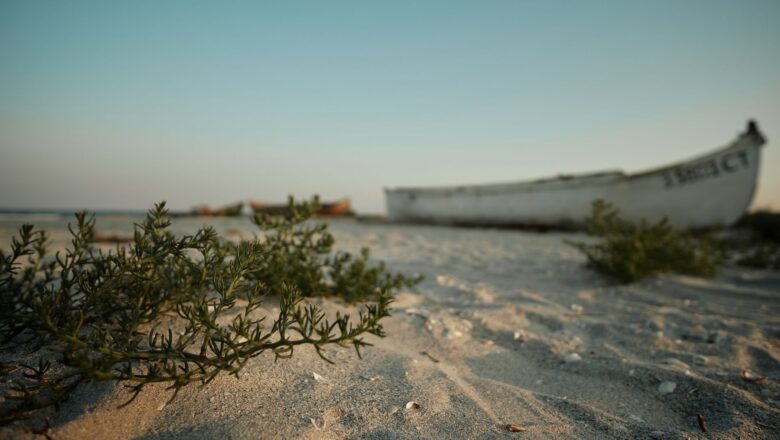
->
385, 123, 765, 229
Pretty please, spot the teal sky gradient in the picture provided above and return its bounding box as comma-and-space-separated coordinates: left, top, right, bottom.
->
1, 1, 779, 213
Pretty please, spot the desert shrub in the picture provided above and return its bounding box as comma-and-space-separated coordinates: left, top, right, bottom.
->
567, 200, 725, 282
246, 196, 420, 302
736, 243, 780, 270
0, 198, 419, 424
731, 211, 780, 270
735, 211, 780, 243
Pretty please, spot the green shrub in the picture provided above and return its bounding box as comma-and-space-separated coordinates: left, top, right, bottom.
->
0, 198, 419, 424
735, 210, 780, 243
567, 200, 725, 282
736, 243, 780, 270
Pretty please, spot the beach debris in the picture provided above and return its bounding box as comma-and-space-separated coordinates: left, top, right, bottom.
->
658, 381, 677, 394
482, 339, 495, 346
361, 374, 382, 382
570, 304, 584, 314
663, 358, 690, 374
91, 231, 133, 243
564, 353, 582, 363
740, 370, 767, 383
421, 351, 440, 363
446, 330, 464, 339
405, 401, 421, 410
405, 308, 429, 319
697, 413, 708, 433
513, 330, 525, 341
388, 406, 401, 415
692, 355, 708, 366
310, 417, 326, 430
313, 372, 329, 383
506, 424, 527, 432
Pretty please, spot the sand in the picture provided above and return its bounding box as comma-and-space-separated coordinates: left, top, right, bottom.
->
1, 218, 779, 439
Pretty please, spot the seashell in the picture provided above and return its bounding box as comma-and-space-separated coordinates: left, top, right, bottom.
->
740, 370, 766, 382
506, 424, 527, 432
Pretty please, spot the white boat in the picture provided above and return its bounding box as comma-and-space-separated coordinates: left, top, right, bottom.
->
385, 121, 766, 229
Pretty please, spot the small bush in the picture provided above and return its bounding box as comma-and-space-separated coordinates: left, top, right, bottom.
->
736, 243, 780, 270
567, 200, 725, 282
0, 197, 419, 424
735, 211, 780, 244
731, 211, 780, 270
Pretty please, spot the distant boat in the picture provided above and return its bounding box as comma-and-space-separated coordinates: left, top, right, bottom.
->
249, 197, 353, 217
191, 202, 244, 217
385, 121, 766, 229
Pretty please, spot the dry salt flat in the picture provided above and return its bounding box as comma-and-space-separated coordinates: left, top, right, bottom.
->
1, 216, 779, 439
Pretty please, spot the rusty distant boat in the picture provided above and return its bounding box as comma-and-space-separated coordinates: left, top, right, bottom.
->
191, 202, 244, 217
250, 198, 353, 217
385, 121, 766, 229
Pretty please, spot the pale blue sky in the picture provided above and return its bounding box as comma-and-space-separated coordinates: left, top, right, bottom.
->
1, 0, 778, 213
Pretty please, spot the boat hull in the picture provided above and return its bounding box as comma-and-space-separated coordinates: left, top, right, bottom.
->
250, 198, 352, 217
385, 124, 765, 229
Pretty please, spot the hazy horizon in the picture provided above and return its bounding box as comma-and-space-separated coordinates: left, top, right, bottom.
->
2, 1, 779, 214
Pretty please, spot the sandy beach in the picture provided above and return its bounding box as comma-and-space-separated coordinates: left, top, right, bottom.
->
1, 217, 779, 439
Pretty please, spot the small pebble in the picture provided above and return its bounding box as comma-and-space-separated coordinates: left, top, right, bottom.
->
564, 353, 582, 363
658, 381, 677, 394
649, 430, 667, 439
692, 355, 708, 366
405, 401, 421, 410
707, 331, 726, 344
570, 304, 584, 314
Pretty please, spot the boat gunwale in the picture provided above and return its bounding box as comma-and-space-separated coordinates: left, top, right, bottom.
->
385, 125, 766, 197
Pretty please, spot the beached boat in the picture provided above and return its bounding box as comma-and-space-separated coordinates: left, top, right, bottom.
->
250, 197, 353, 217
385, 121, 766, 229
192, 202, 244, 217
